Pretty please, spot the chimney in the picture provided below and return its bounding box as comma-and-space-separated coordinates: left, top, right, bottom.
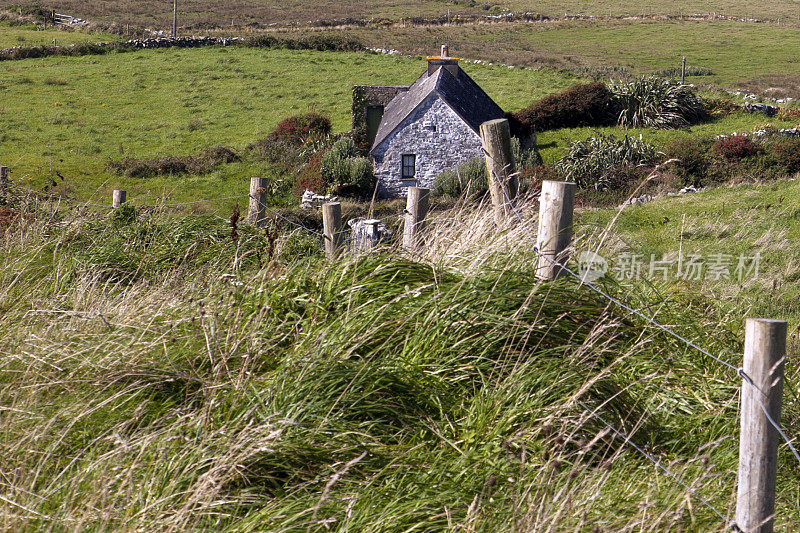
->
428, 45, 459, 77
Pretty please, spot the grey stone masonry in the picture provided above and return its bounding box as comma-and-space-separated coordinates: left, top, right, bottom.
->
371, 95, 483, 198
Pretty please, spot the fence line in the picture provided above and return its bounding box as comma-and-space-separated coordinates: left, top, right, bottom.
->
6, 181, 249, 210
488, 159, 800, 462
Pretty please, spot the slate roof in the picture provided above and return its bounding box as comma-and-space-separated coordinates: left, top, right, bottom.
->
369, 64, 505, 154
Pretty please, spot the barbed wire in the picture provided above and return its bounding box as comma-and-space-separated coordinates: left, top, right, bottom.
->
6, 181, 249, 209
482, 152, 800, 526
577, 400, 732, 526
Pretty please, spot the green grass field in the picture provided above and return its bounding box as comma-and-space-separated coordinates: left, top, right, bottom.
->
5, 0, 800, 27
0, 46, 579, 206
0, 20, 119, 48
282, 19, 800, 96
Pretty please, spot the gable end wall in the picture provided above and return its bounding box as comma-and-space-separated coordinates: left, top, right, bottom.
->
371, 95, 483, 198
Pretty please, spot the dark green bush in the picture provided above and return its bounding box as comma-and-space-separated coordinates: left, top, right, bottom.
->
321, 137, 375, 196
770, 137, 800, 173
509, 82, 615, 135
665, 138, 713, 186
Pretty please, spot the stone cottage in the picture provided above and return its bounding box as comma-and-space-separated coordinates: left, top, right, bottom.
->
354, 46, 505, 198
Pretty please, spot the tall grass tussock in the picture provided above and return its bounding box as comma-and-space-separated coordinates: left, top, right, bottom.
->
1, 195, 798, 531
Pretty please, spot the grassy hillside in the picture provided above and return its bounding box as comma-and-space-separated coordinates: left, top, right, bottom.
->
0, 46, 577, 205
1, 192, 798, 530
3, 43, 800, 209
5, 0, 800, 27
0, 20, 120, 48
581, 177, 800, 323
278, 19, 800, 96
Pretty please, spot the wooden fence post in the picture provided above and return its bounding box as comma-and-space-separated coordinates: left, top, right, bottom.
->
322, 202, 343, 260
480, 118, 517, 225
112, 190, 126, 208
403, 187, 430, 251
536, 180, 576, 281
247, 177, 268, 227
736, 318, 787, 533
172, 0, 178, 38
0, 166, 9, 203
681, 56, 687, 84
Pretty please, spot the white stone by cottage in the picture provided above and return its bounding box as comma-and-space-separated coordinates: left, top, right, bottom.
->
368, 46, 505, 198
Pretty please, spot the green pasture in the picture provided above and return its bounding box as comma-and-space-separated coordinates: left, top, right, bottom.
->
0, 46, 576, 205
0, 20, 119, 48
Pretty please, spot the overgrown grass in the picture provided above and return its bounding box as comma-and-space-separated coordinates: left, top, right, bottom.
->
1, 194, 799, 530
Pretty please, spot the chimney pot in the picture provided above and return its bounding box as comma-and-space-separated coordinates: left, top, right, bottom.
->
441, 44, 449, 57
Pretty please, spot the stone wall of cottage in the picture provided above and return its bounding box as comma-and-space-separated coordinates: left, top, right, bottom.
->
371, 94, 483, 198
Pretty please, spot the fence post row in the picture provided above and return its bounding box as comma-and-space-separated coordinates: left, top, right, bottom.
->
736, 318, 787, 533
403, 186, 430, 251
536, 180, 576, 281
322, 202, 343, 260
112, 190, 126, 208
248, 177, 268, 227
480, 118, 518, 225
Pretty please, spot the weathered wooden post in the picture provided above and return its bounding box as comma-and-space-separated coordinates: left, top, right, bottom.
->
403, 187, 430, 251
681, 56, 687, 84
172, 0, 178, 38
247, 177, 268, 227
322, 202, 343, 260
736, 318, 787, 533
112, 190, 126, 208
536, 180, 576, 281
0, 166, 9, 203
480, 118, 518, 225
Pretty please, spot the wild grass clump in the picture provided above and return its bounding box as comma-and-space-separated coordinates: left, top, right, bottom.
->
108, 146, 240, 178
556, 132, 662, 189
610, 76, 708, 129
434, 156, 488, 199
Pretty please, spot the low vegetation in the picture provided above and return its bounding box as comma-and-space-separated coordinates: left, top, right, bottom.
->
2, 191, 799, 530
610, 76, 707, 129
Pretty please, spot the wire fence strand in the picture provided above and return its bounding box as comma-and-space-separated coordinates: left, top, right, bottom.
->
484, 157, 800, 468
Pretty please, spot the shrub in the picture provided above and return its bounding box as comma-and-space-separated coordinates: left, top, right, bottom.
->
509, 82, 615, 134
665, 138, 713, 186
511, 136, 542, 170
272, 113, 332, 145
293, 151, 328, 197
704, 98, 740, 117
556, 133, 661, 190
320, 138, 375, 196
108, 146, 240, 178
777, 108, 800, 121
610, 76, 707, 129
434, 157, 488, 199
714, 136, 756, 160
770, 137, 800, 172
656, 65, 714, 77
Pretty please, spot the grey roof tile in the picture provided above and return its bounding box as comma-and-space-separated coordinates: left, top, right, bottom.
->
369, 65, 504, 154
